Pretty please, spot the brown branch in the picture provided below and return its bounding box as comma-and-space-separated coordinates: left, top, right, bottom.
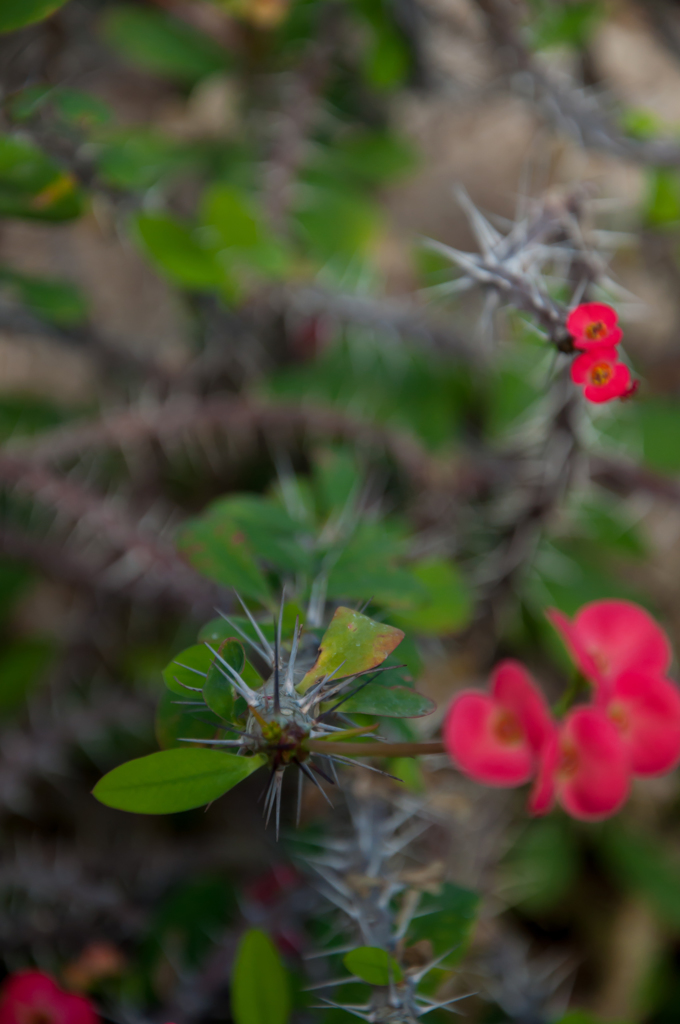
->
0, 303, 175, 385
590, 454, 680, 504
0, 452, 222, 615
306, 739, 446, 756
8, 394, 460, 493
272, 284, 476, 360
474, 0, 680, 169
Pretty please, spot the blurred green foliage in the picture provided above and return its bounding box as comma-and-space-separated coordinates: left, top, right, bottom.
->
0, 0, 69, 33
101, 5, 231, 84
232, 928, 291, 1024
528, 0, 604, 50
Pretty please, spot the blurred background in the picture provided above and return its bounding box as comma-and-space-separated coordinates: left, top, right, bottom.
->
4, 0, 680, 1022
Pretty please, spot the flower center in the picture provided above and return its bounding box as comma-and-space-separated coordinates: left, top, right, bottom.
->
585, 320, 607, 340
492, 709, 523, 745
608, 702, 629, 734
558, 739, 579, 778
18, 1009, 56, 1024
589, 361, 613, 387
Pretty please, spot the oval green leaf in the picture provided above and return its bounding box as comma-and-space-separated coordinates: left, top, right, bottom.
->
93, 748, 264, 814
0, 0, 68, 33
203, 639, 246, 720
231, 928, 291, 1024
343, 946, 402, 986
177, 515, 271, 603
340, 682, 435, 718
162, 643, 213, 696
392, 559, 473, 636
298, 607, 404, 693
155, 688, 222, 751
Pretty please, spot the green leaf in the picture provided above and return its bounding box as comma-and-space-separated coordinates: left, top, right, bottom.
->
96, 131, 185, 191
388, 756, 425, 793
596, 820, 680, 930
203, 639, 246, 720
408, 882, 479, 965
0, 270, 88, 326
364, 21, 410, 90
7, 86, 53, 121
231, 928, 291, 1024
326, 522, 426, 608
0, 639, 53, 714
135, 213, 225, 290
202, 496, 312, 574
162, 644, 214, 697
343, 947, 402, 986
645, 168, 680, 228
332, 131, 416, 187
530, 0, 603, 50
0, 0, 68, 33
177, 515, 271, 603
0, 135, 82, 220
51, 87, 112, 129
101, 4, 230, 84
392, 559, 472, 636
298, 606, 404, 693
294, 188, 380, 262
93, 748, 265, 814
313, 448, 359, 517
201, 184, 262, 249
339, 682, 435, 718
155, 687, 223, 750
504, 817, 579, 913
558, 1014, 630, 1024
639, 399, 680, 473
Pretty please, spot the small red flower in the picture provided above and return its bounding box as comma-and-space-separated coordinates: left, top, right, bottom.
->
567, 302, 622, 350
443, 660, 553, 786
547, 600, 672, 697
605, 670, 680, 776
571, 347, 631, 403
0, 971, 99, 1024
529, 707, 630, 821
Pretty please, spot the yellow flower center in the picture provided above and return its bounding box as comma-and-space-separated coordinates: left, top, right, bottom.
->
585, 319, 607, 340
492, 709, 523, 745
558, 739, 579, 778
590, 362, 612, 387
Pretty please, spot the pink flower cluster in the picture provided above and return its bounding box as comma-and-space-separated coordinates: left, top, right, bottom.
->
566, 303, 638, 404
0, 971, 99, 1024
443, 600, 680, 821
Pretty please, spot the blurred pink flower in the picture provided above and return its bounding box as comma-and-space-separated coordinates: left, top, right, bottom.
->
606, 670, 680, 776
0, 970, 99, 1024
547, 599, 672, 696
567, 302, 622, 349
443, 660, 552, 786
570, 347, 631, 403
529, 707, 629, 821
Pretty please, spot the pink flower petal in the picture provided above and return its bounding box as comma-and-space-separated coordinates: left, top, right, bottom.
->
609, 671, 680, 776
0, 971, 99, 1024
557, 708, 630, 821
491, 659, 554, 754
528, 728, 559, 816
583, 362, 631, 403
443, 690, 534, 786
567, 302, 620, 347
547, 600, 671, 694
546, 608, 603, 690
574, 327, 623, 351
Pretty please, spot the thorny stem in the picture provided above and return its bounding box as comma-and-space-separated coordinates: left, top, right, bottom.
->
306, 739, 446, 757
